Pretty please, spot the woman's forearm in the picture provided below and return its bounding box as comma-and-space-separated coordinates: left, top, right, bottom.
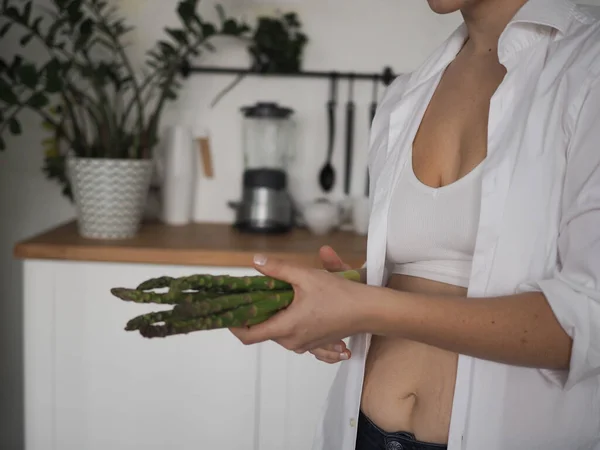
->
360, 287, 573, 370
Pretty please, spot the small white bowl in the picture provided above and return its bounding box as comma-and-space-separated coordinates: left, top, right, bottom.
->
302, 200, 339, 235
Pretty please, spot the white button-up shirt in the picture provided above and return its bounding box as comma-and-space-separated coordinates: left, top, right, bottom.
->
311, 1, 600, 449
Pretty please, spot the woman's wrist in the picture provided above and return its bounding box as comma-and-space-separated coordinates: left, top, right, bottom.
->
352, 285, 412, 336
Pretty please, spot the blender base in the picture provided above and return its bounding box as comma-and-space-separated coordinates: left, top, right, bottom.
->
233, 221, 292, 234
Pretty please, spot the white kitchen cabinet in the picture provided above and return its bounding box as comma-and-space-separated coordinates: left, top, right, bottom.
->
22, 259, 340, 450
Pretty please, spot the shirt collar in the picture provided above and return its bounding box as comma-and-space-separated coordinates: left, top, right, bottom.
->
406, 0, 575, 88
497, 0, 575, 61
507, 0, 575, 37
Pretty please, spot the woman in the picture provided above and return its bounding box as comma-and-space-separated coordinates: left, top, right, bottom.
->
231, 0, 600, 449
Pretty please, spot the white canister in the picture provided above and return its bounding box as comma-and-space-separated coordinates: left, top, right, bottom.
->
159, 125, 197, 226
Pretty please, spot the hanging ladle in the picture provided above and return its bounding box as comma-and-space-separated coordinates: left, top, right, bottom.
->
319, 73, 338, 193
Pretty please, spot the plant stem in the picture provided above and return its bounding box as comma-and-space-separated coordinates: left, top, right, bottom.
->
77, 51, 119, 156
64, 89, 92, 152
121, 69, 159, 134
89, 1, 145, 155
146, 32, 213, 159
0, 102, 74, 148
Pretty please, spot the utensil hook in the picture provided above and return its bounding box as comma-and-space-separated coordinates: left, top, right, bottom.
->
371, 76, 379, 102
348, 73, 355, 99
329, 72, 339, 102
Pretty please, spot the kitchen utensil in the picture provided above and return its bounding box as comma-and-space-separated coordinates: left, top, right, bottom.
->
369, 77, 379, 126
319, 74, 338, 193
230, 102, 296, 234
344, 75, 355, 195
365, 78, 379, 197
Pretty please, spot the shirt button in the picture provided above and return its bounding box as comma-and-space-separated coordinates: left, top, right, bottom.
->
349, 418, 357, 428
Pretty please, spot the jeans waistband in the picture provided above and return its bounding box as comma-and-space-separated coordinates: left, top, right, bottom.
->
355, 410, 448, 450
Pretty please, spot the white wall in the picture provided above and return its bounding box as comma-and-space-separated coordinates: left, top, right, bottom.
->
2, 1, 597, 448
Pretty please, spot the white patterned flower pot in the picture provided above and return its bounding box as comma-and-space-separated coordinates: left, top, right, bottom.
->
67, 157, 154, 240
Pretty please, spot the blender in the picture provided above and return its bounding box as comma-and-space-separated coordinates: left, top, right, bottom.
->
231, 102, 296, 234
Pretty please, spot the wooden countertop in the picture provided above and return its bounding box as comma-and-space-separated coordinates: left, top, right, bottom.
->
13, 221, 367, 268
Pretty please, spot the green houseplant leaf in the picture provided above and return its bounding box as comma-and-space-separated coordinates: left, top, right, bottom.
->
0, 22, 12, 37
19, 32, 34, 45
44, 60, 63, 93
17, 63, 38, 88
0, 78, 18, 104
26, 92, 48, 108
8, 117, 21, 135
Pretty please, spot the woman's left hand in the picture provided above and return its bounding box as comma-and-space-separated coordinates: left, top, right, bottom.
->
229, 254, 370, 353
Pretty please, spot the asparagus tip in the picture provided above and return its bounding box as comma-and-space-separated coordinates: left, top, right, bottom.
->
339, 269, 362, 283
111, 287, 132, 300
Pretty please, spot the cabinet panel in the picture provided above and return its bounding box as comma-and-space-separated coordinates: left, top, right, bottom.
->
24, 260, 340, 450
23, 261, 57, 450
284, 351, 340, 448
51, 262, 258, 450
258, 341, 340, 450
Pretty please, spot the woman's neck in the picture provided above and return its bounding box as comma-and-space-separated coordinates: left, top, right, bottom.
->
461, 0, 528, 54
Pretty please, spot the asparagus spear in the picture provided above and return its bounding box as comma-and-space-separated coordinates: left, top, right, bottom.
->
138, 291, 293, 338
126, 310, 173, 331
136, 274, 292, 293
171, 292, 255, 318
135, 276, 176, 291
110, 288, 224, 305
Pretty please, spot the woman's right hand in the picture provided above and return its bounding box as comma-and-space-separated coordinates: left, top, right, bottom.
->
308, 246, 353, 364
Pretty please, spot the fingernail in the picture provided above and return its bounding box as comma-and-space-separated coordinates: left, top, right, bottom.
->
334, 345, 343, 352
340, 353, 349, 360
253, 254, 267, 266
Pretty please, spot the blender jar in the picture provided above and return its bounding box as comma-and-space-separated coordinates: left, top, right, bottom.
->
240, 102, 295, 171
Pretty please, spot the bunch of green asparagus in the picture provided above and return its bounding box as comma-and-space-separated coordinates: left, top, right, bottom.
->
110, 270, 361, 338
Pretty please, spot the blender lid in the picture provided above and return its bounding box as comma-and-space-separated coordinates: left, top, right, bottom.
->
241, 102, 294, 119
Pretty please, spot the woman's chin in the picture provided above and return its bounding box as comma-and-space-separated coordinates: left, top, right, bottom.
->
426, 0, 465, 14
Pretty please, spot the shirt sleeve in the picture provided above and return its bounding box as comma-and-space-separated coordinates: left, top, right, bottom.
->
516, 74, 600, 390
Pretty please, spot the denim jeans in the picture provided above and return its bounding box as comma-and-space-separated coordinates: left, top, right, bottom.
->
355, 410, 448, 450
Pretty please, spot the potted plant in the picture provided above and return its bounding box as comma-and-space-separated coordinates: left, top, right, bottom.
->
0, 0, 249, 239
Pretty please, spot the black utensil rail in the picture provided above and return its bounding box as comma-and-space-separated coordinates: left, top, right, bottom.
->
180, 62, 398, 197
180, 61, 397, 86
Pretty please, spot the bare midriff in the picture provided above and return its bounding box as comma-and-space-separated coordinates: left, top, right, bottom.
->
360, 274, 468, 445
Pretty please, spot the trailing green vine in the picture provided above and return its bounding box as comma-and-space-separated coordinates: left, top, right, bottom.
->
210, 11, 308, 107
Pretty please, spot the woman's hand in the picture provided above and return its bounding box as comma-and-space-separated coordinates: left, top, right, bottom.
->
229, 252, 370, 354
308, 342, 351, 363
309, 246, 353, 363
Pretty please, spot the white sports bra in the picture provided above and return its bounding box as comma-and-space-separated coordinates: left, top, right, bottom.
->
386, 147, 484, 288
